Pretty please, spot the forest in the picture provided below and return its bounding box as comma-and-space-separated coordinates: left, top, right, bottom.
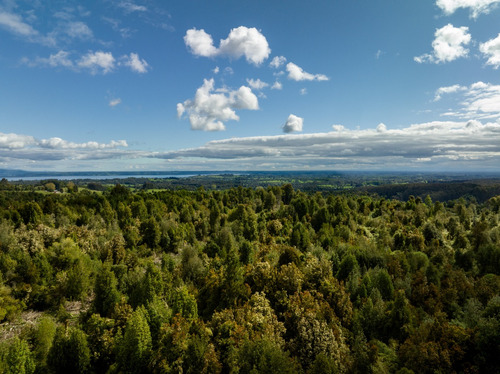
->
0, 178, 499, 373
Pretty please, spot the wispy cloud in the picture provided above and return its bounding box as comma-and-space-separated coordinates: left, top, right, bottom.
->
109, 98, 122, 107
0, 10, 37, 36
436, 0, 500, 18
436, 81, 500, 119
434, 84, 467, 101
65, 21, 93, 40
117, 1, 147, 13
246, 78, 269, 90
0, 9, 55, 46
23, 50, 150, 74
269, 56, 287, 68
271, 81, 283, 90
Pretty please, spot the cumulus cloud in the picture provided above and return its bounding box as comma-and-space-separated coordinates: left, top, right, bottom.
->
0, 132, 36, 149
436, 0, 500, 18
121, 52, 149, 73
436, 81, 500, 119
286, 62, 329, 81
282, 114, 304, 133
184, 26, 271, 65
414, 24, 471, 64
480, 33, 500, 68
246, 78, 269, 90
177, 78, 259, 131
184, 28, 218, 57
78, 51, 115, 74
270, 56, 287, 68
152, 120, 500, 170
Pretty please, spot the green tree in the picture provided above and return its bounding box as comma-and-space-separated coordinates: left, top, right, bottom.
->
237, 339, 298, 374
47, 327, 90, 374
93, 264, 120, 317
117, 306, 152, 374
5, 337, 35, 374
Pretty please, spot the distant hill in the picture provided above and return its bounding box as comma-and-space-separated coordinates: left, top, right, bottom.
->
360, 180, 500, 203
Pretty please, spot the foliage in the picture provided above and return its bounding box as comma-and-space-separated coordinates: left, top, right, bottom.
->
0, 180, 499, 372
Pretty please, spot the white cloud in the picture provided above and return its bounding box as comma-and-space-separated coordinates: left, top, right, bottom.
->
436, 81, 500, 119
153, 120, 500, 170
434, 84, 467, 101
78, 51, 115, 74
0, 132, 36, 149
0, 9, 54, 45
415, 24, 471, 64
282, 114, 304, 133
66, 21, 93, 39
121, 52, 149, 73
270, 56, 287, 68
246, 78, 269, 90
177, 78, 259, 131
184, 26, 271, 65
117, 1, 147, 13
35, 50, 74, 68
109, 98, 122, 107
300, 88, 308, 95
219, 26, 271, 65
376, 123, 387, 132
436, 0, 500, 18
39, 138, 128, 149
286, 62, 329, 81
213, 66, 220, 74
0, 10, 37, 36
271, 81, 282, 90
184, 28, 218, 57
26, 50, 149, 74
480, 33, 500, 68
0, 131, 129, 164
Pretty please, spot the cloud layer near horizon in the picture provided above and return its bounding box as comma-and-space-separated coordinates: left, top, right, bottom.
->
152, 120, 500, 169
4, 120, 500, 171
0, 132, 129, 163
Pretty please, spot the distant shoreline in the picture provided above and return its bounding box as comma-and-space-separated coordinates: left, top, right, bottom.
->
2, 169, 500, 182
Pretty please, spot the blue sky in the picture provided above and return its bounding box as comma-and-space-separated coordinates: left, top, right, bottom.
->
1, 0, 500, 171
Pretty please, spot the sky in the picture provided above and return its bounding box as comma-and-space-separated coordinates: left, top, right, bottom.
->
1, 0, 500, 172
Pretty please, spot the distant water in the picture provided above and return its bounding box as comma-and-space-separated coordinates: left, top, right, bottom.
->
6, 173, 220, 181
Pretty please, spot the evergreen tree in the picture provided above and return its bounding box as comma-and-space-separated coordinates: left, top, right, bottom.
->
117, 306, 152, 374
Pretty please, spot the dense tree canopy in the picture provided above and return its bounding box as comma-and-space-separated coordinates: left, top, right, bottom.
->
0, 180, 499, 372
